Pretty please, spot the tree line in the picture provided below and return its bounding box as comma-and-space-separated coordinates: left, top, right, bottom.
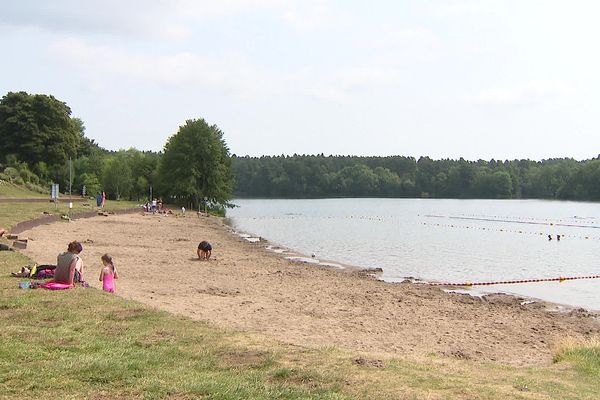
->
232, 155, 600, 201
1, 91, 599, 204
0, 91, 233, 209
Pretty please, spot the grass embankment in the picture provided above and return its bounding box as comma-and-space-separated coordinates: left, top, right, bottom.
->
0, 182, 140, 231
0, 181, 47, 198
1, 204, 600, 399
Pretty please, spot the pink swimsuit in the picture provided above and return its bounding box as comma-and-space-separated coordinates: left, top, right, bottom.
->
102, 271, 115, 293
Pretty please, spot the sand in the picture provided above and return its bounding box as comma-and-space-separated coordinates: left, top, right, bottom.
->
21, 212, 600, 366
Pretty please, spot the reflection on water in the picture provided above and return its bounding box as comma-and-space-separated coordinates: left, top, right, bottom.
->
228, 198, 600, 310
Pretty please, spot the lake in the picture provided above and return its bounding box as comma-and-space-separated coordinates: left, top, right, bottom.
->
227, 198, 600, 310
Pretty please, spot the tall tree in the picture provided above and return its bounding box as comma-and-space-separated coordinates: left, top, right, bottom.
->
102, 153, 133, 200
0, 91, 81, 168
157, 119, 234, 208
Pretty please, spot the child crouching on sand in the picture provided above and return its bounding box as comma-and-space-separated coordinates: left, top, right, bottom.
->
99, 254, 118, 293
197, 240, 212, 260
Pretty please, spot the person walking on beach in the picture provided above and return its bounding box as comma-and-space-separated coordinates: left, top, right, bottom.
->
99, 254, 118, 293
197, 241, 212, 260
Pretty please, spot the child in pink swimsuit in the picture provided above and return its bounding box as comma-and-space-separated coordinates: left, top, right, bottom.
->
99, 254, 118, 293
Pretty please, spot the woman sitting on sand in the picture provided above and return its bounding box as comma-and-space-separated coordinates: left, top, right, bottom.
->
54, 241, 84, 285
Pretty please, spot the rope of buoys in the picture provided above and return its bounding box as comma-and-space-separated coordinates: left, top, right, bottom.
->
454, 213, 598, 224
429, 275, 600, 287
420, 221, 599, 241
236, 215, 386, 221
424, 214, 600, 229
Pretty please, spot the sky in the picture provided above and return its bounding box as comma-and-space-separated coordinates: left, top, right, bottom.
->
1, 0, 599, 161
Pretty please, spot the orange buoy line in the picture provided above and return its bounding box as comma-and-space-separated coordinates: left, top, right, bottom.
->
429, 275, 600, 287
455, 213, 599, 225
424, 214, 600, 229
420, 221, 600, 240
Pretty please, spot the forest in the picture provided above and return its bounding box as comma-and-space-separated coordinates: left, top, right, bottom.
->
232, 154, 600, 200
1, 91, 600, 203
0, 91, 232, 209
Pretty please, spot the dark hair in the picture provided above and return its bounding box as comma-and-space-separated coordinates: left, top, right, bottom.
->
67, 241, 83, 253
101, 253, 116, 273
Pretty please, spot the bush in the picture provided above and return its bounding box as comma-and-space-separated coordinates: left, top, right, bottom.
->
19, 167, 40, 184
25, 182, 48, 194
207, 203, 226, 217
4, 167, 20, 182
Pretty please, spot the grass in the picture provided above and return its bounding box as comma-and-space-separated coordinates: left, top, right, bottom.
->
554, 337, 600, 376
0, 199, 139, 231
1, 202, 600, 399
0, 180, 47, 198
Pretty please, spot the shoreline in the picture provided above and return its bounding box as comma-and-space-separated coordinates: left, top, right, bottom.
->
224, 219, 365, 272
225, 217, 599, 314
19, 212, 600, 366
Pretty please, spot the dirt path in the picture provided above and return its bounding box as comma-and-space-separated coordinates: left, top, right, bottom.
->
21, 213, 600, 366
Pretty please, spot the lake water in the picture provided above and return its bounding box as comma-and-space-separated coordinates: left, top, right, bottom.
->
227, 198, 600, 310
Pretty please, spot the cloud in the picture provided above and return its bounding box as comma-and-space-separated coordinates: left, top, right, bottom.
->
337, 67, 402, 89
171, 0, 283, 18
48, 38, 270, 96
415, 0, 504, 19
175, 0, 345, 33
0, 0, 341, 39
0, 0, 293, 39
1, 1, 136, 34
307, 66, 403, 104
47, 33, 405, 104
281, 0, 344, 32
381, 27, 440, 46
473, 80, 575, 106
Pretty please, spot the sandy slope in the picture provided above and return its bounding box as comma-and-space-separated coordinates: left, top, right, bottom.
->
21, 212, 600, 366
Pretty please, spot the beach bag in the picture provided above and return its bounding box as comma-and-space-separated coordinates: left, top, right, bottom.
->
35, 269, 54, 279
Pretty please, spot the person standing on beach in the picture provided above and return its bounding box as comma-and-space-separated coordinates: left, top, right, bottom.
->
197, 241, 212, 260
99, 254, 118, 293
101, 191, 106, 208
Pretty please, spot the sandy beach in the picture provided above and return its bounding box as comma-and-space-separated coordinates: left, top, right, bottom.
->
20, 212, 600, 366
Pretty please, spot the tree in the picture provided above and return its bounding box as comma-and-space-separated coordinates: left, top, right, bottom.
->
335, 164, 378, 196
472, 170, 513, 198
374, 167, 401, 196
157, 119, 234, 208
102, 154, 133, 200
0, 91, 81, 168
72, 117, 102, 157
79, 172, 102, 197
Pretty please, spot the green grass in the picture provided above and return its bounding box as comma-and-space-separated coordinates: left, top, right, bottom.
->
554, 337, 600, 376
0, 252, 350, 399
1, 203, 600, 399
0, 181, 47, 198
0, 200, 138, 231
